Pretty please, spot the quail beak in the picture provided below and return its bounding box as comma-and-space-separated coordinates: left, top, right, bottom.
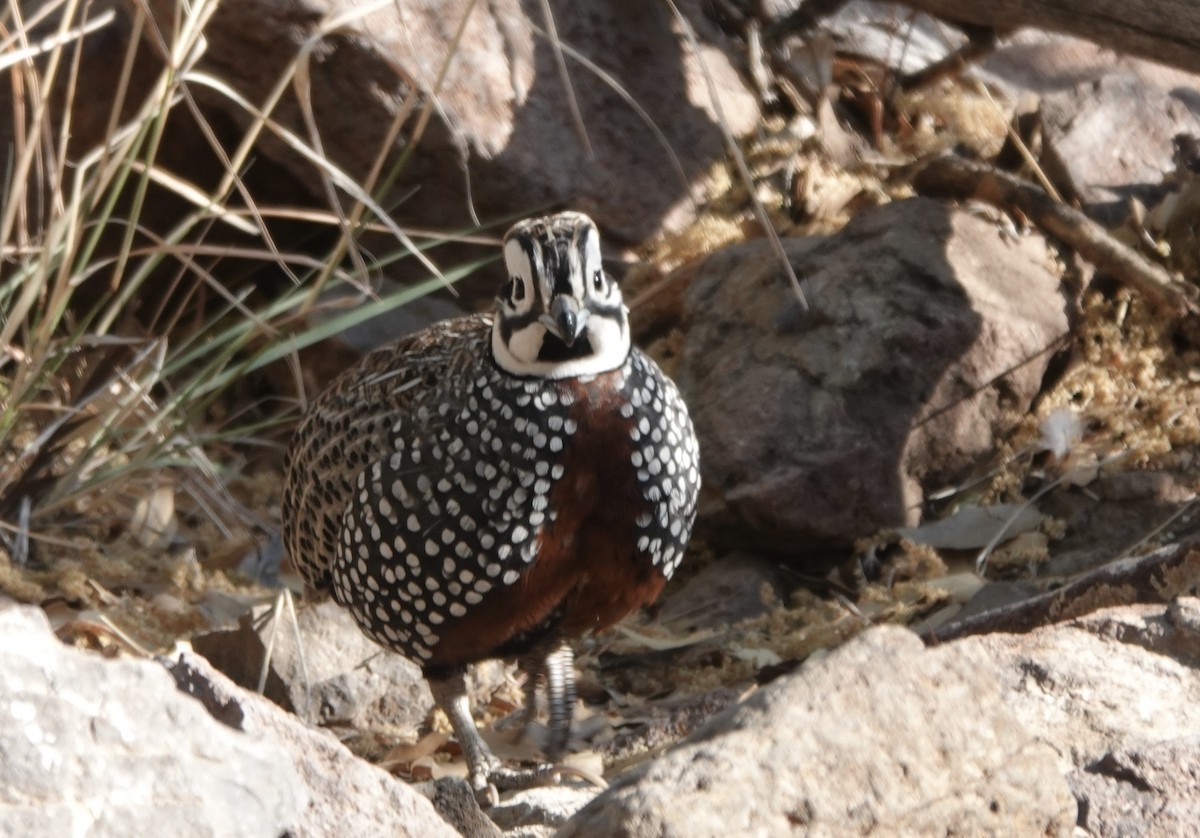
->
542, 296, 590, 347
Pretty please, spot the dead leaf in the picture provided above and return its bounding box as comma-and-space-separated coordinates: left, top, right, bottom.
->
729, 645, 783, 668
613, 625, 716, 651
130, 481, 177, 548
899, 503, 1043, 550
380, 731, 449, 768
409, 754, 465, 781
924, 571, 988, 603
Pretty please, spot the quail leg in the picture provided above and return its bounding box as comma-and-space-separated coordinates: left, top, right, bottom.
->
517, 639, 576, 758
539, 642, 576, 760
428, 670, 560, 804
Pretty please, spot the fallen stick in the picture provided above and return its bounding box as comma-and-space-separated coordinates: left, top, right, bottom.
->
895, 0, 1200, 78
768, 0, 1200, 78
912, 154, 1199, 316
921, 537, 1200, 644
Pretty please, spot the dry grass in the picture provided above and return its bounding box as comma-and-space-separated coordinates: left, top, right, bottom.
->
0, 0, 489, 635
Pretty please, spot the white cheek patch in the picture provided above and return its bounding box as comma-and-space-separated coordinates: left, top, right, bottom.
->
583, 229, 603, 280
505, 323, 548, 365
502, 240, 537, 314
581, 309, 628, 370
503, 238, 530, 278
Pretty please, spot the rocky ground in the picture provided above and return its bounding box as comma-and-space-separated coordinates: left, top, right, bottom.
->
3, 1, 1200, 836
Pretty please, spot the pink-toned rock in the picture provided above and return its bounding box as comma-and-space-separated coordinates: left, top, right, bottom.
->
678, 197, 1071, 561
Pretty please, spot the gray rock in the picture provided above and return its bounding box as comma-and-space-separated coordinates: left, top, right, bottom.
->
0, 599, 456, 836
826, 2, 963, 75
657, 553, 786, 631
489, 785, 601, 835
560, 626, 1076, 837
1070, 736, 1200, 837
678, 198, 1070, 560
971, 600, 1200, 836
1039, 70, 1200, 223
975, 600, 1200, 759
412, 778, 599, 838
415, 778, 504, 838
192, 597, 433, 732
980, 31, 1200, 97
563, 599, 1200, 836
0, 601, 302, 838
165, 649, 459, 837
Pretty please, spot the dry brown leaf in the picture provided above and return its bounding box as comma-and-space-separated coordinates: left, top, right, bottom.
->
923, 571, 988, 603
130, 481, 177, 548
612, 624, 717, 651
379, 731, 450, 768
51, 611, 152, 656
408, 754, 466, 781
899, 503, 1043, 550
729, 645, 783, 668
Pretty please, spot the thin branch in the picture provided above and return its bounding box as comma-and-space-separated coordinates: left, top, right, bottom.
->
913, 154, 1199, 316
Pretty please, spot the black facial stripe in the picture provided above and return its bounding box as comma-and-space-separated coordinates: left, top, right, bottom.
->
572, 222, 590, 286
516, 233, 540, 289
586, 300, 624, 319
499, 309, 542, 344
498, 298, 624, 346
548, 238, 573, 296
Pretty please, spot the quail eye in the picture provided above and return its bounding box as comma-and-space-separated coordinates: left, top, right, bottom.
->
592, 270, 605, 292
510, 277, 525, 303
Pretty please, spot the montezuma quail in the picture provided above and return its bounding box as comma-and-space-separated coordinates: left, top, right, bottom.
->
282, 211, 700, 797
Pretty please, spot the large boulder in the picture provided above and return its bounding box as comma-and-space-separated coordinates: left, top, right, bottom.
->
1069, 736, 1200, 837
0, 599, 458, 837
976, 600, 1200, 763
678, 197, 1071, 560
166, 650, 460, 837
561, 625, 1076, 836
562, 597, 1200, 837
0, 601, 301, 836
1038, 71, 1200, 223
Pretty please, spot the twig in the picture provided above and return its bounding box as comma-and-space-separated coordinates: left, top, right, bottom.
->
912, 154, 1199, 316
922, 536, 1200, 644
896, 24, 996, 91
